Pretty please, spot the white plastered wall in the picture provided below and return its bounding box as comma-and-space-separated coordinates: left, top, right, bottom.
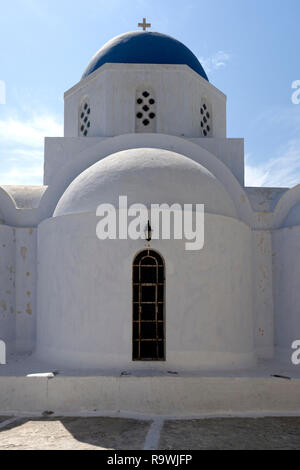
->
44, 136, 245, 188
0, 224, 37, 354
15, 228, 37, 352
252, 230, 274, 359
64, 63, 226, 139
0, 225, 15, 354
37, 212, 255, 371
272, 225, 300, 362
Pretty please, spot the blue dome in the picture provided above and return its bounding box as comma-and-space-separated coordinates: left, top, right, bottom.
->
82, 31, 208, 81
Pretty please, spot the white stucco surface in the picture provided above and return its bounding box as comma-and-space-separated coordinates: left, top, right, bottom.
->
37, 212, 254, 370
15, 228, 37, 353
273, 225, 300, 360
1, 186, 47, 209
54, 148, 237, 218
42, 134, 252, 227
252, 231, 274, 359
0, 226, 16, 354
64, 63, 226, 139
0, 367, 300, 415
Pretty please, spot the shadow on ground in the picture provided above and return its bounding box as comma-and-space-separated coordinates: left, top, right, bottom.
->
0, 416, 300, 450
0, 416, 150, 450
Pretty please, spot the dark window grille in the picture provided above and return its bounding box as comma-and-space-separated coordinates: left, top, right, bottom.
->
132, 250, 165, 361
135, 89, 156, 130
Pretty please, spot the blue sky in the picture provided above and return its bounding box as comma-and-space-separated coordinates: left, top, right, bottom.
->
0, 0, 299, 186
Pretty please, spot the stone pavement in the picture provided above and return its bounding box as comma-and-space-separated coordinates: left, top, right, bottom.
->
0, 416, 299, 450
158, 417, 300, 450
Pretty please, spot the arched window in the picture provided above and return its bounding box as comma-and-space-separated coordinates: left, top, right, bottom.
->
135, 87, 157, 133
132, 250, 165, 361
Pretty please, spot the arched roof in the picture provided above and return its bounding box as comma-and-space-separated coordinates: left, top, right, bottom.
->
82, 31, 208, 80
54, 148, 236, 218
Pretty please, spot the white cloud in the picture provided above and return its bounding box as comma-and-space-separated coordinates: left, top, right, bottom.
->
0, 165, 44, 186
253, 106, 300, 134
199, 51, 231, 74
0, 115, 62, 148
245, 139, 300, 188
0, 113, 63, 185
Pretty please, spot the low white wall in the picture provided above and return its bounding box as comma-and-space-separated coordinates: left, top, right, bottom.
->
37, 212, 255, 370
0, 376, 300, 416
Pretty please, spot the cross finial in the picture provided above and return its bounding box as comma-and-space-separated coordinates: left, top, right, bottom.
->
138, 18, 151, 31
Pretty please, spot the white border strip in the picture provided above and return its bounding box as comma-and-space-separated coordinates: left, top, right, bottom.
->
143, 418, 164, 450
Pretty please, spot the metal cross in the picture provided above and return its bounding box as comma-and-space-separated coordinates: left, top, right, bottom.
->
138, 18, 151, 31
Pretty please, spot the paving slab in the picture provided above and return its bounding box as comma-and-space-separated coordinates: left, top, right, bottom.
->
0, 417, 150, 450
159, 417, 300, 450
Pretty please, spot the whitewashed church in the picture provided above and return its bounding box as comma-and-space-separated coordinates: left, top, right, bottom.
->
0, 24, 300, 414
